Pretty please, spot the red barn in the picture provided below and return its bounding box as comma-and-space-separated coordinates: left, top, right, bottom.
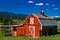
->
11, 11, 57, 38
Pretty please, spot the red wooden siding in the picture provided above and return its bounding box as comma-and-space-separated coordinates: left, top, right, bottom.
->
24, 14, 41, 37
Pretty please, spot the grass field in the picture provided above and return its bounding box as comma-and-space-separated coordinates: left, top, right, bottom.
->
0, 26, 60, 40
0, 34, 60, 40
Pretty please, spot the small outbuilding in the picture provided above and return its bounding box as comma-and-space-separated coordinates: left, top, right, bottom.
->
11, 11, 57, 38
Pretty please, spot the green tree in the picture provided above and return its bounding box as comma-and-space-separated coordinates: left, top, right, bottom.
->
0, 17, 1, 22
54, 18, 60, 21
2, 17, 14, 25
2, 17, 9, 25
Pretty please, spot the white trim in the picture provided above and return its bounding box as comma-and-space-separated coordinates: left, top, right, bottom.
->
14, 31, 17, 36
24, 14, 31, 24
30, 18, 34, 24
32, 14, 42, 30
24, 13, 42, 30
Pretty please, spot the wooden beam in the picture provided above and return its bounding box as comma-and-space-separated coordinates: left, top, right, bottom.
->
0, 24, 23, 27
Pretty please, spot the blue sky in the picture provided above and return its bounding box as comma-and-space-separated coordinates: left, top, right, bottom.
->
0, 0, 60, 17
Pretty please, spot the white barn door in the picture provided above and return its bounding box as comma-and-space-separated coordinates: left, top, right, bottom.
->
29, 26, 35, 38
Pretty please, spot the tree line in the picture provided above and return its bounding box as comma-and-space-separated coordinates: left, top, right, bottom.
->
54, 18, 60, 21
0, 17, 15, 25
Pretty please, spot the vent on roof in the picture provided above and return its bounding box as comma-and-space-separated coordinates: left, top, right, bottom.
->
40, 10, 47, 17
40, 10, 44, 15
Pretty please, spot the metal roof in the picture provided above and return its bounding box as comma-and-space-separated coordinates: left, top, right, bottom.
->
39, 18, 58, 26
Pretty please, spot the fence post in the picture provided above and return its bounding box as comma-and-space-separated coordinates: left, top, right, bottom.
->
2, 27, 3, 36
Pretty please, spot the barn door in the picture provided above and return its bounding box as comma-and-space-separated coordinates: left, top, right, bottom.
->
29, 26, 35, 38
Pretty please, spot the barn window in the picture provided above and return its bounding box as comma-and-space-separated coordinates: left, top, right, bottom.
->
13, 27, 16, 31
30, 18, 34, 24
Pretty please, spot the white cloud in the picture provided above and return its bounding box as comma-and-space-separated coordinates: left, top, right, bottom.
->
28, 0, 34, 3
54, 16, 60, 18
51, 16, 60, 18
46, 3, 49, 5
35, 3, 44, 6
54, 8, 58, 10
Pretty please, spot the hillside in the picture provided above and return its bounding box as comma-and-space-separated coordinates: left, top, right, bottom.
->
0, 12, 27, 20
54, 18, 60, 21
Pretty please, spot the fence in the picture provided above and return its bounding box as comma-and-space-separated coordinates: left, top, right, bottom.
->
0, 25, 22, 36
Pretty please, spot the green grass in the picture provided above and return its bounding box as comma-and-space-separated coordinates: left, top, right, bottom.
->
0, 26, 60, 40
41, 34, 60, 40
0, 34, 60, 40
57, 26, 60, 29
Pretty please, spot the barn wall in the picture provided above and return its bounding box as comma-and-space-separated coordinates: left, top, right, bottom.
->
16, 26, 25, 36
11, 25, 25, 36
42, 26, 57, 35
24, 14, 41, 37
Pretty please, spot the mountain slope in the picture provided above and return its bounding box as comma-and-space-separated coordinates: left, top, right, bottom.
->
0, 12, 27, 20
